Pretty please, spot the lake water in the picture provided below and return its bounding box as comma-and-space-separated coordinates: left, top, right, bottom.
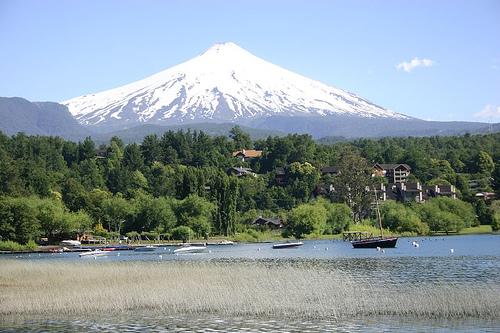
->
1, 234, 499, 332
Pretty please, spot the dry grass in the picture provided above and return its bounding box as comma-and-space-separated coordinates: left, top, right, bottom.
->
0, 260, 498, 320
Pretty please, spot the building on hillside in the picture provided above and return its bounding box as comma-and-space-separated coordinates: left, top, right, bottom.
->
366, 183, 388, 201
275, 167, 287, 185
227, 167, 256, 177
252, 217, 283, 229
373, 163, 411, 183
474, 192, 496, 201
320, 166, 340, 176
383, 182, 424, 202
232, 149, 263, 162
424, 184, 457, 200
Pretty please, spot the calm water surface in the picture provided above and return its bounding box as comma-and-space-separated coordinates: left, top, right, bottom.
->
2, 234, 499, 332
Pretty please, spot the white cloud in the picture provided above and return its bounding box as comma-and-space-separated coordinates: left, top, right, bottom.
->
474, 104, 500, 119
396, 57, 434, 72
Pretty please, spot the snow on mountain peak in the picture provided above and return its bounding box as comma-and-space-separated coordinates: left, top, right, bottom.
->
63, 42, 410, 128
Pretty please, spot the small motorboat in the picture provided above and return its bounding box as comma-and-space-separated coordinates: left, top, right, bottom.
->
101, 247, 116, 251
134, 245, 157, 252
217, 240, 235, 245
173, 245, 207, 254
272, 242, 304, 249
79, 250, 106, 257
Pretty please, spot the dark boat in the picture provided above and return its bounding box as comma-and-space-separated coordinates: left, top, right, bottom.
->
351, 236, 398, 248
272, 242, 304, 249
351, 186, 398, 249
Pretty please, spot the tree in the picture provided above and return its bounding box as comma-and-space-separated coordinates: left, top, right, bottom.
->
476, 151, 495, 175
171, 226, 194, 242
333, 150, 373, 223
176, 194, 214, 237
492, 164, 500, 197
379, 201, 429, 235
229, 126, 252, 150
288, 162, 320, 202
141, 134, 161, 166
475, 200, 494, 225
315, 199, 352, 234
212, 173, 238, 236
36, 198, 69, 242
78, 137, 95, 161
103, 196, 133, 234
287, 203, 327, 239
416, 197, 476, 233
0, 197, 40, 243
123, 143, 144, 171
62, 178, 88, 212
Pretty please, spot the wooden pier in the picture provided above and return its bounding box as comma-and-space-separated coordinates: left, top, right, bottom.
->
342, 231, 373, 241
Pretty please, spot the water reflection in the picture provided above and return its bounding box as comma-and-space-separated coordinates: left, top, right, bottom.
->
2, 314, 499, 333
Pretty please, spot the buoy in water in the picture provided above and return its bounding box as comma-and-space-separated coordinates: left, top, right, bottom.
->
376, 247, 381, 251
450, 248, 454, 253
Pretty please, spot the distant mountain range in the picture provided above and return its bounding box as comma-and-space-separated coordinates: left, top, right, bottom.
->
0, 97, 90, 140
1, 43, 498, 141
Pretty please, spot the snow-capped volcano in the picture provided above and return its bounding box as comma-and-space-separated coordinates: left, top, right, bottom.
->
63, 42, 410, 128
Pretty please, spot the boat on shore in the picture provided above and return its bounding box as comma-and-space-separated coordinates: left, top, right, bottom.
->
272, 242, 304, 249
60, 240, 81, 247
173, 245, 207, 254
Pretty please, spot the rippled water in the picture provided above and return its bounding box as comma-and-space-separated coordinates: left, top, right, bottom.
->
1, 234, 499, 332
2, 314, 499, 332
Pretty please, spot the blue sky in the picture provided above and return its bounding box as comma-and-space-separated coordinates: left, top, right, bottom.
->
0, 0, 499, 121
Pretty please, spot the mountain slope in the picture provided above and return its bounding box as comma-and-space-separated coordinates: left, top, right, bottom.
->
92, 123, 285, 144
63, 42, 409, 130
249, 115, 493, 138
0, 97, 90, 140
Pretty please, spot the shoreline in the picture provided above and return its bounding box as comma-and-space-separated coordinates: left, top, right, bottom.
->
0, 227, 497, 255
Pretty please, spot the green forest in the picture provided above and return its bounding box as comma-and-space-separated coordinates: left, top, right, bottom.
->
0, 127, 499, 249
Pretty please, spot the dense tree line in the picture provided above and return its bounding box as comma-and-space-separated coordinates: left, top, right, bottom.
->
0, 128, 498, 246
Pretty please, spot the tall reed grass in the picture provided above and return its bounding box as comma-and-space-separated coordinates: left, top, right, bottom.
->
0, 260, 498, 319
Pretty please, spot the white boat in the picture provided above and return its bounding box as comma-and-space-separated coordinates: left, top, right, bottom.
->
173, 245, 207, 254
217, 240, 235, 245
134, 245, 157, 252
61, 240, 81, 247
272, 242, 304, 249
79, 250, 106, 257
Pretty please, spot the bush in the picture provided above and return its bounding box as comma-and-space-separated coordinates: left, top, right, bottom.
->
493, 212, 500, 232
315, 199, 352, 234
380, 201, 429, 235
171, 226, 194, 242
0, 240, 38, 252
416, 197, 477, 233
287, 203, 327, 238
